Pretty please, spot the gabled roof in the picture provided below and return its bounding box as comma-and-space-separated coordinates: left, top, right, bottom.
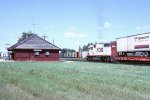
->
8, 34, 60, 50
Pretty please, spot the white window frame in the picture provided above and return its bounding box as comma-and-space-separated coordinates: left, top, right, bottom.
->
46, 51, 50, 56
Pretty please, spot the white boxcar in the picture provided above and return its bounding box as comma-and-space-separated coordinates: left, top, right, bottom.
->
117, 32, 150, 52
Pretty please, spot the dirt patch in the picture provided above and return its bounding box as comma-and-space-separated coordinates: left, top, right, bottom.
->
0, 59, 14, 62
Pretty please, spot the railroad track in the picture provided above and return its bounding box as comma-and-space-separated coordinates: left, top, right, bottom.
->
59, 58, 150, 66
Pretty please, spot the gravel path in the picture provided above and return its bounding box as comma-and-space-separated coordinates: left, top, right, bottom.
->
0, 59, 14, 62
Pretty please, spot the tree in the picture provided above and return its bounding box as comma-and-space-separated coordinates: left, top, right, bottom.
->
81, 42, 94, 51
82, 45, 88, 51
61, 48, 76, 53
18, 31, 34, 42
78, 46, 82, 52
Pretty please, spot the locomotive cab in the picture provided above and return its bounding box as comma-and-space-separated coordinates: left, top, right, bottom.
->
88, 45, 95, 56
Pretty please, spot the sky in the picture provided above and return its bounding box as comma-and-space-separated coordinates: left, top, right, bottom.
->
1, 0, 150, 52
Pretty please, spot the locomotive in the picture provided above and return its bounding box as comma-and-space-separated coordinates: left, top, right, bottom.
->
87, 41, 117, 62
87, 32, 150, 62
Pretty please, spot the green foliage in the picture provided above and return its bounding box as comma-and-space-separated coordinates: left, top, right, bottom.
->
61, 48, 76, 53
0, 62, 150, 100
80, 42, 94, 51
18, 31, 34, 42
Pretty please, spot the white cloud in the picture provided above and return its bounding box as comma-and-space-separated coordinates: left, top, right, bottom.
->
104, 22, 112, 28
64, 32, 87, 38
70, 26, 76, 31
136, 27, 141, 30
143, 26, 149, 29
98, 22, 112, 30
97, 26, 103, 30
136, 26, 149, 30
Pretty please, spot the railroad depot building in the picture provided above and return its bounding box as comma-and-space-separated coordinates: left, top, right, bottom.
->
7, 34, 60, 61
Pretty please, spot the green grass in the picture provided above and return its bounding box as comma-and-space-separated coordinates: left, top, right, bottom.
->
0, 61, 150, 100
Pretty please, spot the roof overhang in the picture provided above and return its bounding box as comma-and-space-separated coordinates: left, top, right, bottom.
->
8, 48, 60, 50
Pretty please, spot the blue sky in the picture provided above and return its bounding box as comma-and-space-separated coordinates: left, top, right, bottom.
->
0, 0, 150, 52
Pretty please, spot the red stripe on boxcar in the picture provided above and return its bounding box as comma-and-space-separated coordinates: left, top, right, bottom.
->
134, 44, 149, 49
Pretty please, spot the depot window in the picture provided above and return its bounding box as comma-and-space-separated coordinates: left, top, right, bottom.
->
46, 51, 50, 56
35, 51, 39, 56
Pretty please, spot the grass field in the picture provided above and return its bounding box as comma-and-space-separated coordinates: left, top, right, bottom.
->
0, 61, 150, 100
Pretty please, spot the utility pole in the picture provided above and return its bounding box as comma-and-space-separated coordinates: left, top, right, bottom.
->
52, 38, 55, 45
5, 44, 10, 60
32, 16, 37, 33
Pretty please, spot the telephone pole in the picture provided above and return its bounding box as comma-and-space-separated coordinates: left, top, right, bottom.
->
53, 38, 55, 44
32, 16, 37, 33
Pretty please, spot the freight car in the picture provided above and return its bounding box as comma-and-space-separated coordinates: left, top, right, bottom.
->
116, 32, 150, 62
59, 51, 82, 58
87, 32, 150, 63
